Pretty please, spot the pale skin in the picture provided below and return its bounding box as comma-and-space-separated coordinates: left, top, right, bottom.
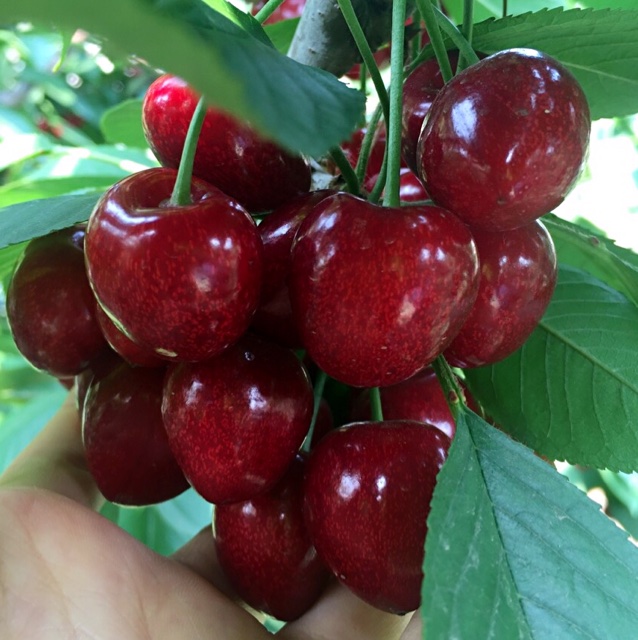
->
0, 393, 423, 640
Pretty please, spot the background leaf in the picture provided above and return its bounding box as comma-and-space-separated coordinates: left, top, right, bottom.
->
420, 8, 638, 120
100, 99, 147, 147
0, 193, 101, 250
465, 265, 638, 472
0, 0, 365, 156
545, 214, 638, 307
264, 18, 300, 54
422, 410, 638, 639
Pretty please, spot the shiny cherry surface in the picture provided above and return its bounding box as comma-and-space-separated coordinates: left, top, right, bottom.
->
7, 226, 108, 377
162, 335, 313, 504
445, 219, 557, 367
85, 168, 263, 362
142, 75, 311, 212
82, 361, 189, 505
214, 454, 330, 621
290, 193, 479, 387
304, 420, 449, 614
418, 49, 590, 230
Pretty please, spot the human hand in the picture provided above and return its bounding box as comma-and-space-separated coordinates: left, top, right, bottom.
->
0, 393, 422, 640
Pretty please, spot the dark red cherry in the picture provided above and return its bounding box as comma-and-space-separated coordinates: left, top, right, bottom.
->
162, 335, 313, 504
445, 220, 557, 367
6, 226, 108, 378
304, 420, 449, 613
82, 361, 189, 505
290, 193, 479, 387
142, 75, 311, 212
85, 168, 263, 363
214, 453, 330, 621
418, 48, 590, 231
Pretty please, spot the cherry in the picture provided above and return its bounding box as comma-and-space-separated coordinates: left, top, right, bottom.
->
304, 420, 449, 613
445, 220, 557, 367
85, 167, 263, 363
418, 48, 590, 231
6, 226, 108, 378
363, 167, 429, 202
142, 75, 311, 212
162, 334, 313, 504
82, 360, 189, 505
289, 193, 479, 387
94, 304, 165, 368
214, 453, 330, 621
251, 190, 337, 348
75, 349, 123, 413
401, 53, 458, 173
351, 366, 478, 439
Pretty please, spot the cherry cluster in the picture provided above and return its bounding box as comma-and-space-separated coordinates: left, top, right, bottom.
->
6, 46, 589, 620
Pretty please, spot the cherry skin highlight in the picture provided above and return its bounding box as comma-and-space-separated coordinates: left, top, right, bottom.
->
290, 193, 479, 387
304, 420, 449, 614
85, 167, 263, 363
142, 75, 311, 212
418, 48, 590, 231
214, 454, 330, 621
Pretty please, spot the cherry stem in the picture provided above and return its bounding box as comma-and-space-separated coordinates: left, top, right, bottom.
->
432, 355, 466, 422
370, 387, 384, 422
432, 6, 480, 67
169, 97, 207, 207
335, 0, 390, 123
414, 0, 453, 83
330, 146, 361, 194
503, 0, 508, 18
457, 0, 475, 73
383, 0, 408, 207
302, 369, 328, 453
355, 103, 383, 184
369, 150, 388, 204
255, 0, 287, 23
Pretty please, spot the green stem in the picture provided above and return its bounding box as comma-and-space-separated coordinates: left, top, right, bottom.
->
302, 370, 328, 453
255, 0, 286, 24
335, 0, 390, 122
503, 0, 508, 18
329, 146, 361, 194
383, 0, 408, 208
414, 0, 453, 83
368, 150, 388, 204
169, 97, 207, 207
432, 355, 466, 422
370, 387, 384, 422
457, 0, 474, 73
355, 103, 383, 184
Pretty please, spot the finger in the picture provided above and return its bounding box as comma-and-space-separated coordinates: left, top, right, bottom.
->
0, 391, 102, 509
401, 611, 422, 640
171, 525, 239, 600
277, 581, 413, 640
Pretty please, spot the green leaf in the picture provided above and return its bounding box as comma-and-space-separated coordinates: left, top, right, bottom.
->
0, 193, 101, 250
422, 8, 638, 120
100, 99, 147, 147
422, 410, 638, 639
465, 265, 638, 472
200, 0, 273, 47
0, 243, 27, 287
544, 214, 638, 307
0, 134, 55, 171
100, 490, 211, 555
264, 18, 299, 54
1, 0, 365, 156
444, 0, 567, 23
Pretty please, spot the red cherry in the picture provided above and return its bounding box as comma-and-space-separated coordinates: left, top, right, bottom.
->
75, 349, 123, 413
214, 453, 330, 621
251, 190, 337, 348
82, 361, 189, 505
418, 48, 590, 231
142, 75, 311, 212
6, 226, 108, 378
445, 220, 557, 367
304, 420, 449, 613
290, 193, 479, 387
364, 167, 429, 202
94, 304, 165, 368
162, 335, 313, 504
351, 366, 479, 439
85, 168, 263, 363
